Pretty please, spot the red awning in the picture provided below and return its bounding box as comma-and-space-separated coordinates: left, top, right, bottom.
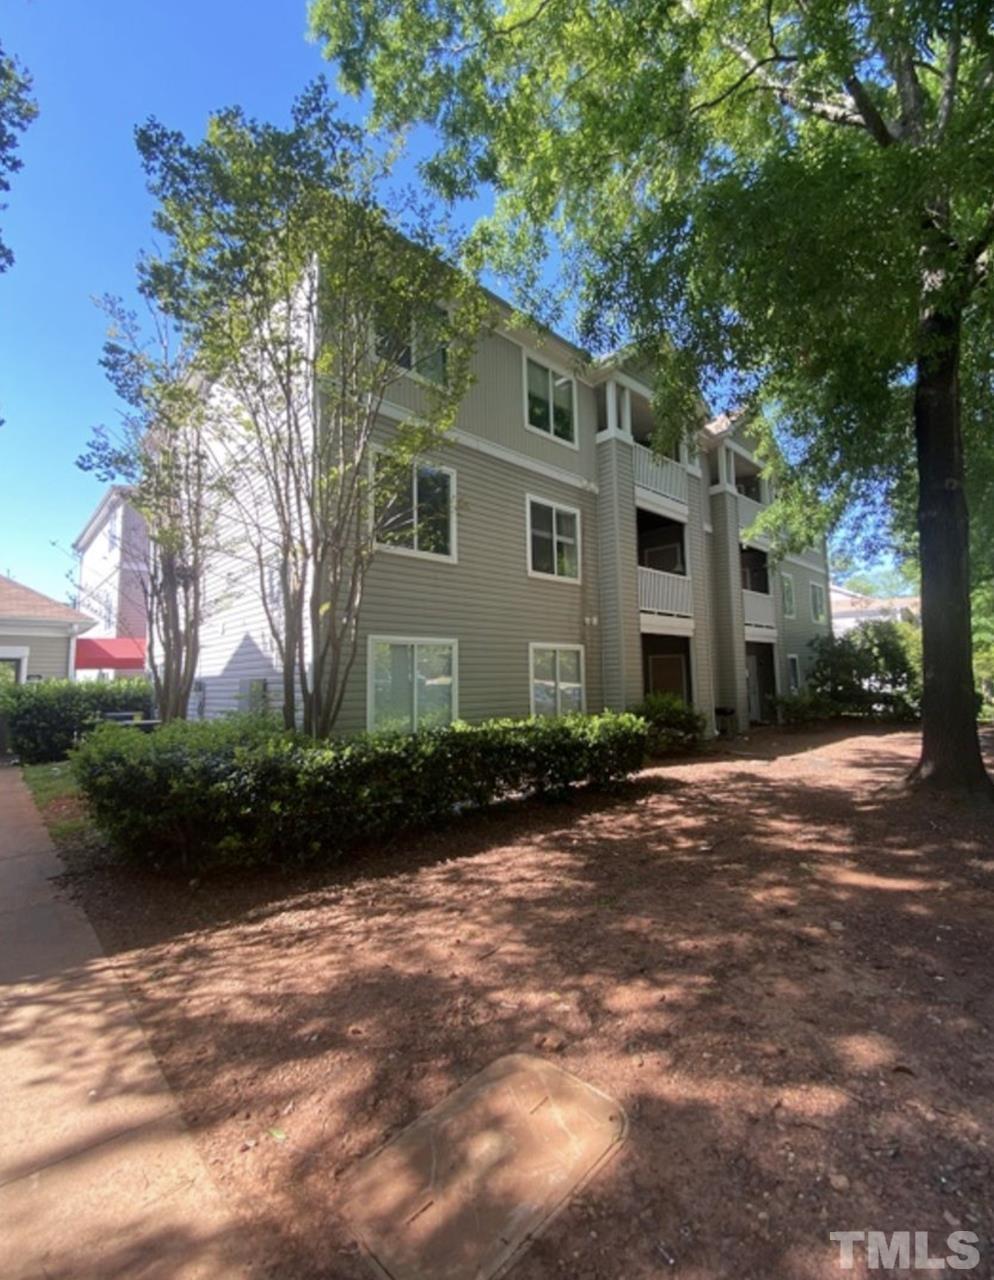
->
75, 637, 147, 670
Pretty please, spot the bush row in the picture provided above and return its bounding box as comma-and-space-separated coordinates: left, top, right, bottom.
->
0, 678, 154, 763
70, 711, 649, 872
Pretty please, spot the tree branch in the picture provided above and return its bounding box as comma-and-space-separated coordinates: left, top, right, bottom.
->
936, 22, 961, 140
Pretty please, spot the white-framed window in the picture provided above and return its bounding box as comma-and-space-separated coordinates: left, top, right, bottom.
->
810, 581, 827, 623
787, 653, 801, 693
373, 452, 457, 562
367, 636, 458, 733
781, 572, 796, 619
524, 353, 576, 446
375, 304, 448, 386
530, 644, 585, 717
526, 495, 581, 582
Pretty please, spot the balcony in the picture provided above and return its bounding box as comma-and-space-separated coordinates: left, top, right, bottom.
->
634, 444, 688, 506
737, 492, 765, 532
742, 588, 776, 630
639, 566, 693, 618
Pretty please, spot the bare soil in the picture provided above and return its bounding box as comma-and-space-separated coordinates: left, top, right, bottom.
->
49, 727, 994, 1278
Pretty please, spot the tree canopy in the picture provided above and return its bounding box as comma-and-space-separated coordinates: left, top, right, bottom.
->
0, 40, 37, 272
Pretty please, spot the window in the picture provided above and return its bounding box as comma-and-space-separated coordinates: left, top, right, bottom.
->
375, 305, 448, 385
527, 497, 580, 581
810, 581, 827, 623
368, 637, 457, 733
787, 654, 801, 693
530, 645, 585, 717
781, 573, 796, 619
374, 454, 455, 560
525, 356, 575, 444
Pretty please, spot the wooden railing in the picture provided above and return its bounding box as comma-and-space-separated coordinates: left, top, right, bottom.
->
638, 566, 693, 617
634, 444, 688, 505
742, 588, 776, 630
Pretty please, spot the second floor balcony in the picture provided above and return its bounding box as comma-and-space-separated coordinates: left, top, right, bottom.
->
742, 588, 776, 630
639, 565, 693, 618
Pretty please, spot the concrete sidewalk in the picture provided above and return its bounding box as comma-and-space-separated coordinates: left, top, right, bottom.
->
0, 764, 250, 1279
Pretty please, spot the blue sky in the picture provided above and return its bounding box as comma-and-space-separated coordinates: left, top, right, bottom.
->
0, 0, 469, 603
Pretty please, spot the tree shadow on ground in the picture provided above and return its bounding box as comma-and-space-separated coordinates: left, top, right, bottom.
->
6, 725, 994, 1279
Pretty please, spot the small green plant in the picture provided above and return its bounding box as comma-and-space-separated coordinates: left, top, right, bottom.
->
633, 692, 705, 756
70, 710, 649, 873
0, 678, 153, 763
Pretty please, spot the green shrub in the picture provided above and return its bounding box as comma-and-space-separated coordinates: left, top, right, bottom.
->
773, 690, 834, 725
0, 678, 153, 763
807, 621, 922, 721
70, 710, 648, 872
633, 691, 705, 755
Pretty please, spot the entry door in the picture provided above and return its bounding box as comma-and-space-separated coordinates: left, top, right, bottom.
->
746, 653, 762, 723
649, 654, 687, 701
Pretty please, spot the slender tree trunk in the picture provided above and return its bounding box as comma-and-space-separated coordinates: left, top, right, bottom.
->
909, 306, 992, 793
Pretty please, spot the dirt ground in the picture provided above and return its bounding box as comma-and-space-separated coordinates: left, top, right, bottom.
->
44, 727, 994, 1278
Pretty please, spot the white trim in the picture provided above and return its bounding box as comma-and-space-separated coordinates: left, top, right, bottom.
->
366, 635, 459, 733
781, 571, 796, 619
73, 485, 131, 554
0, 645, 29, 684
377, 399, 598, 494
810, 580, 828, 623
744, 624, 779, 643
607, 368, 654, 398
634, 488, 689, 523
526, 494, 582, 584
639, 614, 695, 637
370, 448, 458, 565
68, 632, 78, 679
787, 653, 801, 693
725, 437, 757, 463
0, 619, 90, 635
522, 349, 579, 451
785, 552, 828, 573
528, 642, 587, 716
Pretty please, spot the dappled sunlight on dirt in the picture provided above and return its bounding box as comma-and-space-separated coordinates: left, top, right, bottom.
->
34, 725, 994, 1278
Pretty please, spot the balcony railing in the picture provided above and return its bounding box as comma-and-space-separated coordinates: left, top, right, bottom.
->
737, 492, 765, 530
634, 444, 688, 506
742, 588, 776, 630
639, 566, 693, 617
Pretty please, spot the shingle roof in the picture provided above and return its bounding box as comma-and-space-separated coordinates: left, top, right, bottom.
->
0, 574, 93, 626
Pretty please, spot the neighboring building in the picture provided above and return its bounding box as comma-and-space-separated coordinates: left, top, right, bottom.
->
79, 313, 832, 733
0, 573, 94, 683
73, 487, 149, 680
830, 585, 920, 636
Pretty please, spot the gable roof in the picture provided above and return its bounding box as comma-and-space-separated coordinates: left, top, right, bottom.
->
73, 485, 133, 554
0, 574, 93, 628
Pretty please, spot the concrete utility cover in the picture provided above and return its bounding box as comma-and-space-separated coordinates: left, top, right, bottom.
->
342, 1053, 627, 1280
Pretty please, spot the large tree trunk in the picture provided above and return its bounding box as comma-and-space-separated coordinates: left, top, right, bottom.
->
909, 306, 991, 793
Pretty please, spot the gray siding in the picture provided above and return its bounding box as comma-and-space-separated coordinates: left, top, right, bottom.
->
684, 473, 716, 724
708, 490, 749, 726
3, 633, 71, 680
334, 437, 602, 734
387, 329, 598, 481
774, 560, 832, 688
596, 437, 641, 710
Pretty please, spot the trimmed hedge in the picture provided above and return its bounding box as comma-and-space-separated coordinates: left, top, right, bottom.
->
0, 678, 153, 764
70, 711, 648, 872
633, 691, 706, 755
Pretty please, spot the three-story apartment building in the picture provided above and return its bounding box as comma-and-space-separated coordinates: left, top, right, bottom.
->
178, 314, 831, 732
